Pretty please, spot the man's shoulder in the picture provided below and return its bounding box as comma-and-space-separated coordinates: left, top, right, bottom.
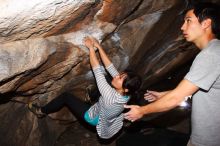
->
208, 39, 220, 49
202, 39, 220, 56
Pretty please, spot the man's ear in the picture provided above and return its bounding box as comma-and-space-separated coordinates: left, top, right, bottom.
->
124, 89, 129, 93
201, 18, 212, 29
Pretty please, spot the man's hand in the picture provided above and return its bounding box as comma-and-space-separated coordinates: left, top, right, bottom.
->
124, 105, 144, 122
144, 90, 162, 102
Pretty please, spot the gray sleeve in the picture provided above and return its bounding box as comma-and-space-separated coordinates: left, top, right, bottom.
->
92, 66, 116, 102
184, 51, 220, 91
106, 64, 119, 78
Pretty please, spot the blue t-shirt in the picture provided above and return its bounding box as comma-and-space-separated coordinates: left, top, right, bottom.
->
84, 111, 99, 126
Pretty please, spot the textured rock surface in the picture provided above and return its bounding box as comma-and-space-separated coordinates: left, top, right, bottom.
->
1, 0, 219, 145
0, 0, 95, 43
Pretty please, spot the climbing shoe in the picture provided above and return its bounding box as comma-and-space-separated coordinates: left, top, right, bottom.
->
28, 102, 46, 118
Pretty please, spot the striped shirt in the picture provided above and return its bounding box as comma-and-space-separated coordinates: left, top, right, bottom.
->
87, 64, 130, 139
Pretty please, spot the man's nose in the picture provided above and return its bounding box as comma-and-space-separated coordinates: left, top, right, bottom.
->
181, 23, 185, 31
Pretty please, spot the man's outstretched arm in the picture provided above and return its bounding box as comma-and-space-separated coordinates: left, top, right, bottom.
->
124, 79, 199, 122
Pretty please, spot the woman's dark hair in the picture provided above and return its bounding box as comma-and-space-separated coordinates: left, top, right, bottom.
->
122, 70, 142, 96
185, 2, 220, 39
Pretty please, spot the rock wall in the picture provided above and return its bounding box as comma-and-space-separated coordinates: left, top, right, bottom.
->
1, 0, 219, 145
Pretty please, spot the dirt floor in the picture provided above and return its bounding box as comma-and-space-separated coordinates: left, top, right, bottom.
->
55, 121, 116, 146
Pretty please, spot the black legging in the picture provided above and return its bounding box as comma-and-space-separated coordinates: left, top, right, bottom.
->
41, 92, 90, 121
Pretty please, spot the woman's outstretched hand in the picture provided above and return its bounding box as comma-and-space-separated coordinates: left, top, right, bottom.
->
90, 37, 101, 49
84, 36, 100, 68
84, 37, 94, 49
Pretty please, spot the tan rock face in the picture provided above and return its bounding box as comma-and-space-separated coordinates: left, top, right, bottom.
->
0, 0, 203, 145
0, 0, 96, 43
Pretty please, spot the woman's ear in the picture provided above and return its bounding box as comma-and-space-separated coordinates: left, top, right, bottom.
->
124, 88, 129, 93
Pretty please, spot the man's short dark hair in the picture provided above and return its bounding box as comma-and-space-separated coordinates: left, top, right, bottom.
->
185, 2, 220, 39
